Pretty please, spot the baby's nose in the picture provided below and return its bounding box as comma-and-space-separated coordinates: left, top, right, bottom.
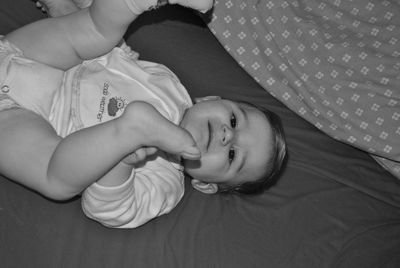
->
221, 125, 234, 146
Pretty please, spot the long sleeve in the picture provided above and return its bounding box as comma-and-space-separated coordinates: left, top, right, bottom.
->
81, 154, 185, 228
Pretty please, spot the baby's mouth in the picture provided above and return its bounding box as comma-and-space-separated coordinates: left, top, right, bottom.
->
206, 121, 212, 151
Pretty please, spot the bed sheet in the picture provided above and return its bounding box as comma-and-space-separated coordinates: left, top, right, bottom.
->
1, 1, 400, 268
208, 0, 400, 179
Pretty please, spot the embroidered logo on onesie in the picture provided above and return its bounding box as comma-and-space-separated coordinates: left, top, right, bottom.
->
107, 97, 126, 117
97, 81, 128, 122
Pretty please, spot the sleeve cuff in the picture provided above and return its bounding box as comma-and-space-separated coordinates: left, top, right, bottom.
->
83, 170, 135, 202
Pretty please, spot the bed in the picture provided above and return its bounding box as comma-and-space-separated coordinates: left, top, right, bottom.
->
1, 0, 400, 267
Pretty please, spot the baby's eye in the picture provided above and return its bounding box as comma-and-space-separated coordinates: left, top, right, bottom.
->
228, 147, 236, 164
230, 113, 237, 128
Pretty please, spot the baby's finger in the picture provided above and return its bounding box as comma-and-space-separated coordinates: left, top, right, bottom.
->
133, 148, 147, 162
123, 152, 140, 165
123, 148, 148, 165
144, 147, 158, 156
131, 147, 158, 163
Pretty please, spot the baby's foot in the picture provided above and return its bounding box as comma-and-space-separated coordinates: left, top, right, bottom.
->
33, 0, 80, 17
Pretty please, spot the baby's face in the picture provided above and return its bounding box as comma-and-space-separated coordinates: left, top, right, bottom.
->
180, 98, 273, 193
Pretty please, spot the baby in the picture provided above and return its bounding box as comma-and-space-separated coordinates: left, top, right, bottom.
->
0, 0, 286, 228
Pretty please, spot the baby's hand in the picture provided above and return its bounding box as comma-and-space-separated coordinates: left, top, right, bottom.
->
120, 101, 200, 160
170, 0, 214, 13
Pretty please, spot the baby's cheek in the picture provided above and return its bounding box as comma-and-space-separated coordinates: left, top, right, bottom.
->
201, 152, 226, 172
184, 152, 225, 177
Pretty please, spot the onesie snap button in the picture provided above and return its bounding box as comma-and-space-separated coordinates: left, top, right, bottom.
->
1, 85, 10, 93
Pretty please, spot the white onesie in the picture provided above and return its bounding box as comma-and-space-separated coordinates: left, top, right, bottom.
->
0, 38, 193, 228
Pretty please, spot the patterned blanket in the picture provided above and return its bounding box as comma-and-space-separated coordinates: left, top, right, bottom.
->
208, 0, 400, 179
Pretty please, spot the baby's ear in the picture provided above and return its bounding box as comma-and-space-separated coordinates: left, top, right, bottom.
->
194, 96, 221, 103
191, 179, 218, 194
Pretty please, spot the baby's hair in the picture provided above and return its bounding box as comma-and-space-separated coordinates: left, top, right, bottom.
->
217, 102, 287, 195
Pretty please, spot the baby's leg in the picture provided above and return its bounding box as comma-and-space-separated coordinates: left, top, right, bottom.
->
0, 107, 64, 198
0, 102, 152, 200
0, 105, 132, 200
